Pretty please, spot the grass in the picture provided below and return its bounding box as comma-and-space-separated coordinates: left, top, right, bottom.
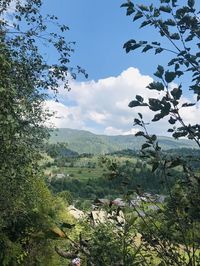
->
59, 166, 102, 181
44, 155, 139, 182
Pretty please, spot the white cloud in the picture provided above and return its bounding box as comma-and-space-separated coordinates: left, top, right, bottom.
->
88, 111, 109, 124
123, 128, 141, 135
104, 127, 126, 135
104, 127, 140, 136
179, 101, 200, 125
45, 67, 200, 136
44, 100, 85, 129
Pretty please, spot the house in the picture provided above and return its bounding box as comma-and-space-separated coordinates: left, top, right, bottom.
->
56, 173, 66, 179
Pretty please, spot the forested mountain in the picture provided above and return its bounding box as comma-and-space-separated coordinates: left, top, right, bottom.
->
49, 128, 197, 154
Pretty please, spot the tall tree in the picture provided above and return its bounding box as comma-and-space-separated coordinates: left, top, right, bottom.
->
0, 0, 84, 264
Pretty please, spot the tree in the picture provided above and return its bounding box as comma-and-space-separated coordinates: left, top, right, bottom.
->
121, 0, 200, 265
0, 0, 85, 264
55, 210, 146, 266
122, 0, 200, 141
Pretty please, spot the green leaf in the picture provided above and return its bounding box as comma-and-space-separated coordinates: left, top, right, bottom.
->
152, 42, 160, 46
168, 59, 178, 66
149, 98, 161, 111
149, 4, 153, 12
188, 0, 195, 8
172, 131, 188, 139
170, 33, 180, 40
151, 134, 157, 141
175, 63, 180, 71
171, 87, 182, 100
134, 118, 141, 125
130, 44, 141, 51
169, 117, 176, 124
154, 8, 160, 17
133, 12, 143, 21
162, 101, 171, 115
121, 2, 134, 8
140, 20, 151, 28
152, 112, 165, 121
147, 81, 164, 91
142, 143, 151, 149
123, 39, 136, 47
136, 95, 144, 102
185, 34, 194, 42
142, 45, 153, 52
176, 71, 184, 77
127, 6, 135, 16
135, 131, 144, 137
121, 3, 129, 7
123, 40, 140, 53
154, 65, 164, 78
155, 48, 164, 54
165, 71, 176, 83
138, 112, 143, 119
182, 102, 195, 107
128, 100, 140, 107
165, 19, 176, 26
178, 50, 187, 56
138, 5, 149, 11
159, 5, 172, 13
157, 65, 164, 75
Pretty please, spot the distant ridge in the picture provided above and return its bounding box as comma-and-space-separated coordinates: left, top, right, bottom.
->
49, 128, 196, 154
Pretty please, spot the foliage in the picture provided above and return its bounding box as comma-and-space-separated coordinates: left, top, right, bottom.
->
121, 0, 200, 265
86, 221, 141, 266
122, 0, 200, 143
56, 209, 149, 266
0, 0, 83, 264
57, 190, 74, 205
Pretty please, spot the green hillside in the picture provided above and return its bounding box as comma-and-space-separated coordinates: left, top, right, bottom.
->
49, 128, 197, 154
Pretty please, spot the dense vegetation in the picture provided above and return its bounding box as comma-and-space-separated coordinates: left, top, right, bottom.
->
0, 1, 82, 265
45, 143, 182, 201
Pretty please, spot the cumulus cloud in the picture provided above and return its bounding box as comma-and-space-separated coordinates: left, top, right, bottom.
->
104, 127, 140, 136
45, 67, 200, 136
44, 100, 85, 129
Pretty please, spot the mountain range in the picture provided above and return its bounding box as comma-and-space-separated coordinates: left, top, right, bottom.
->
49, 128, 196, 154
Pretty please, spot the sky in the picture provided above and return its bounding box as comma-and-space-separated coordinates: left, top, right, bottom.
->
42, 0, 166, 80
42, 0, 200, 136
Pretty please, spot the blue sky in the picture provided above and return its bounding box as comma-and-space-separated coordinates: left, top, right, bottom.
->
42, 0, 200, 136
42, 0, 168, 81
